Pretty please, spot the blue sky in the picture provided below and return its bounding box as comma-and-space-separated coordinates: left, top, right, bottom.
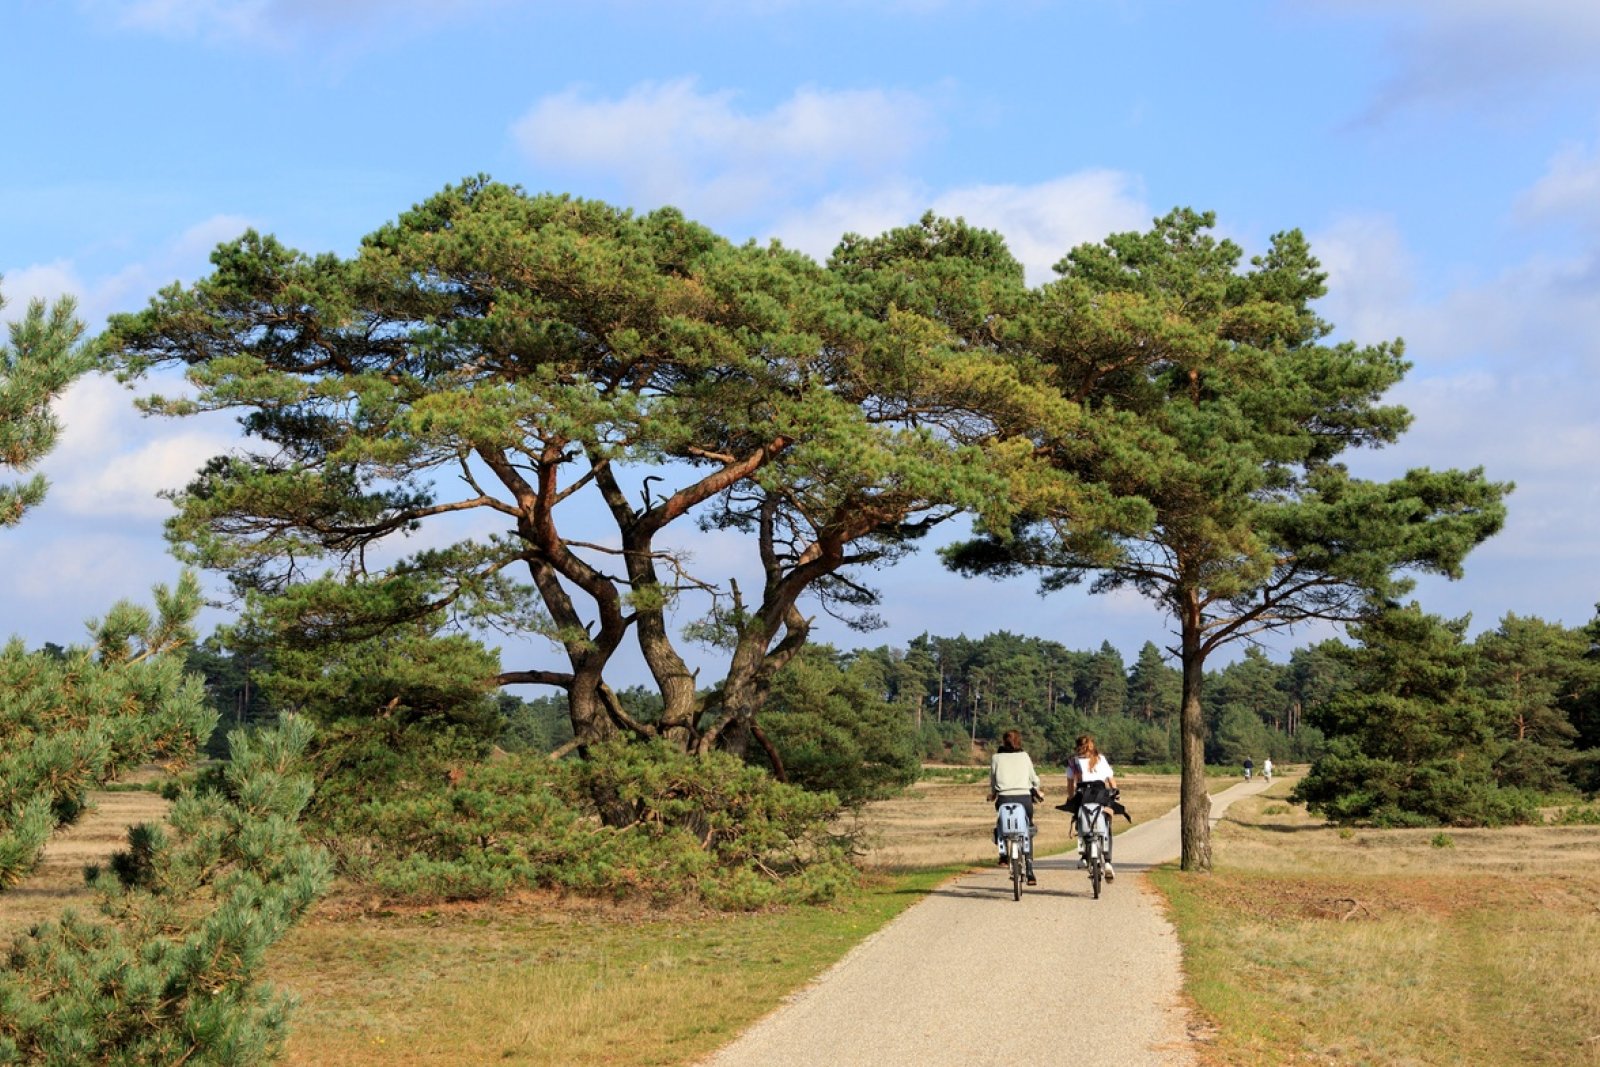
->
4, 0, 1598, 682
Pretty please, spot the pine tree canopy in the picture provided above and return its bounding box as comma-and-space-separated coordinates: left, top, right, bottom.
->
105, 179, 1121, 757
943, 209, 1511, 869
0, 281, 95, 528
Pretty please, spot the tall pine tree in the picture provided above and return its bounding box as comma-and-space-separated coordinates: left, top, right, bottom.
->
948, 210, 1508, 869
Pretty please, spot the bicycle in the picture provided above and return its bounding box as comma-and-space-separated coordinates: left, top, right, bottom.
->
995, 797, 1035, 901
1074, 788, 1114, 899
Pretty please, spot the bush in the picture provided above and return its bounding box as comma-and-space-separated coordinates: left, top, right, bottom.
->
1555, 804, 1600, 826
1296, 608, 1540, 829
310, 729, 858, 910
1294, 741, 1540, 828
758, 648, 920, 804
0, 718, 328, 1064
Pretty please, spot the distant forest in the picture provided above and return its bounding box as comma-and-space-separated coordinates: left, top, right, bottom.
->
188, 606, 1600, 803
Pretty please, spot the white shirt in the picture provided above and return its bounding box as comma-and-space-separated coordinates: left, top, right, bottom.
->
1070, 754, 1114, 785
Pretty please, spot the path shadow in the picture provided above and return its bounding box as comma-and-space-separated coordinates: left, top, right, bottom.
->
1225, 819, 1330, 834
918, 856, 1158, 901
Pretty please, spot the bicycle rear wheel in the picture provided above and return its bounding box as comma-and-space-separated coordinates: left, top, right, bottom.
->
1009, 841, 1023, 900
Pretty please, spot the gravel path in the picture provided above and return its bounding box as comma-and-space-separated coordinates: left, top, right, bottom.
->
702, 779, 1266, 1067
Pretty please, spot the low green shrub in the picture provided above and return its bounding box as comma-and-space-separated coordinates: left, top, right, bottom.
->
0, 718, 328, 1064
311, 730, 858, 910
1554, 804, 1600, 826
1294, 743, 1541, 828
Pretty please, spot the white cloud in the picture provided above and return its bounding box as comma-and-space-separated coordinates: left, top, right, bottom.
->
1309, 0, 1600, 114
96, 0, 270, 40
81, 0, 502, 46
1, 262, 88, 317
1310, 213, 1417, 344
52, 427, 237, 520
40, 375, 238, 520
1300, 196, 1600, 631
770, 170, 1149, 284
930, 171, 1150, 285
512, 79, 937, 222
4, 213, 254, 333
768, 182, 931, 261
1516, 136, 1600, 232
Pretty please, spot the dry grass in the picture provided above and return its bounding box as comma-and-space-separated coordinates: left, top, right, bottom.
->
264, 883, 947, 1066
1153, 774, 1600, 1067
0, 770, 169, 939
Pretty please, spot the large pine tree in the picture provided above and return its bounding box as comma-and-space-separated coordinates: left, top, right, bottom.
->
948, 210, 1509, 869
105, 182, 1094, 764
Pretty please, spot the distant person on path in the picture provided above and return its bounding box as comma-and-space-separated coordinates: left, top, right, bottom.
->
1243, 757, 1253, 781
988, 729, 1042, 885
1262, 757, 1274, 783
1064, 734, 1119, 880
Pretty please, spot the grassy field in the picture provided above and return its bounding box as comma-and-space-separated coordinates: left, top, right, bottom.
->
1151, 774, 1600, 1067
262, 869, 958, 1066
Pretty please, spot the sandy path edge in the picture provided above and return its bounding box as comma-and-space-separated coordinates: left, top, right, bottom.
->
700, 779, 1266, 1067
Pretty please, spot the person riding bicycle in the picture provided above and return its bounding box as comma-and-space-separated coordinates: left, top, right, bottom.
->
1064, 734, 1118, 881
1262, 756, 1274, 783
1243, 757, 1254, 781
989, 729, 1042, 886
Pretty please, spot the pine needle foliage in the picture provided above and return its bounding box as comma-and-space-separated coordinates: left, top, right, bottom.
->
0, 281, 95, 528
0, 717, 329, 1065
0, 574, 214, 889
309, 730, 851, 910
103, 181, 1096, 759
1294, 604, 1539, 827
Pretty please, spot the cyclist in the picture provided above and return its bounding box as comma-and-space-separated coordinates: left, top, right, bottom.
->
1243, 757, 1254, 781
988, 729, 1042, 886
1262, 756, 1274, 783
1064, 734, 1118, 881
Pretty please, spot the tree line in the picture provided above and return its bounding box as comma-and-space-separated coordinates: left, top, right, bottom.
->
188, 605, 1600, 821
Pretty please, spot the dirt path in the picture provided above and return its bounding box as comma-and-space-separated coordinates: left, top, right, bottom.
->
702, 779, 1266, 1067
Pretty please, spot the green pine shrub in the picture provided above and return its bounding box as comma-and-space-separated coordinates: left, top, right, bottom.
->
757, 647, 920, 805
310, 729, 857, 909
1296, 606, 1539, 828
0, 717, 329, 1065
1, 575, 214, 890
1555, 804, 1600, 825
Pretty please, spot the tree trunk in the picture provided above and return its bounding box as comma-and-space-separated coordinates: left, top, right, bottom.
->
705, 637, 766, 759
568, 669, 618, 748
635, 617, 700, 751
1179, 592, 1212, 872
